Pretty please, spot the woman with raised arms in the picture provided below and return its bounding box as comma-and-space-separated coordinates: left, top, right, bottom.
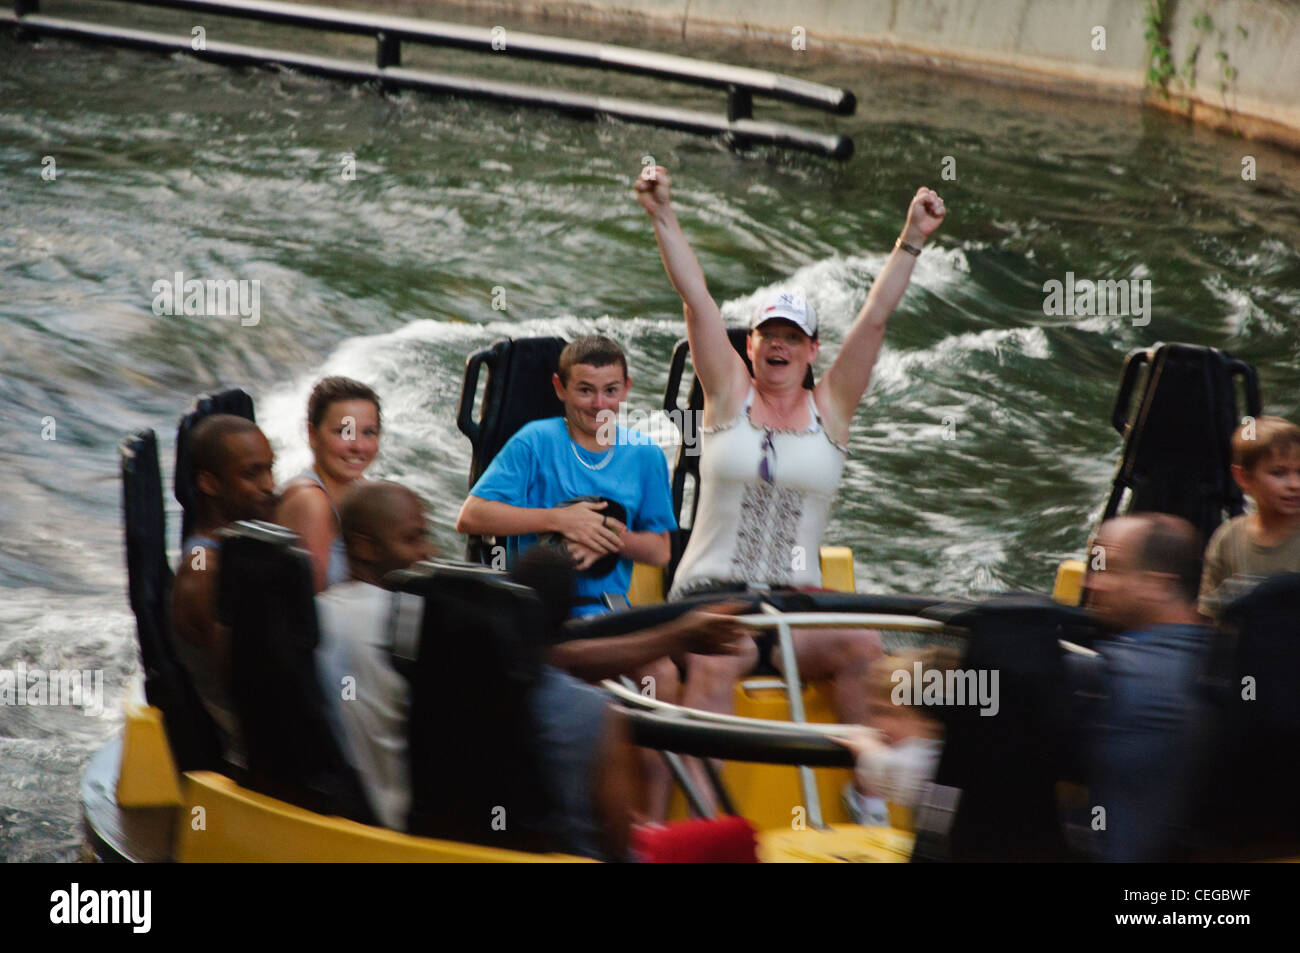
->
634, 165, 946, 755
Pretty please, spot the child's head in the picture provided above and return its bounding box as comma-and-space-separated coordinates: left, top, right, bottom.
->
556, 336, 629, 387
1231, 416, 1300, 519
510, 545, 576, 640
553, 336, 631, 441
868, 646, 961, 743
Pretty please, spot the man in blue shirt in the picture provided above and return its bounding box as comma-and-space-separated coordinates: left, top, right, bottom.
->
456, 335, 677, 617
1078, 513, 1212, 862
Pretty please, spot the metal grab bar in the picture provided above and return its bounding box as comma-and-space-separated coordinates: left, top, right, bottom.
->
735, 612, 946, 632
621, 708, 857, 770
761, 601, 826, 828
116, 0, 855, 113
605, 607, 944, 830
602, 676, 866, 737
3, 0, 856, 159
738, 605, 946, 825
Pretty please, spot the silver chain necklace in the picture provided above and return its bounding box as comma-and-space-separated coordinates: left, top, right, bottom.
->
570, 438, 614, 471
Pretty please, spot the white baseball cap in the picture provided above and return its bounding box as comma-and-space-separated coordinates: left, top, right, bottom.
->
751, 288, 817, 338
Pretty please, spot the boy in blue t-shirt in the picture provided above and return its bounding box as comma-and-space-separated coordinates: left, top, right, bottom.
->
456, 335, 677, 617
457, 335, 681, 821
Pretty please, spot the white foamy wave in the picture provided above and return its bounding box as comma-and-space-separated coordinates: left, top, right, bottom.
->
257, 317, 490, 484
254, 312, 692, 545
717, 247, 971, 343
869, 325, 1053, 396
1203, 274, 1287, 338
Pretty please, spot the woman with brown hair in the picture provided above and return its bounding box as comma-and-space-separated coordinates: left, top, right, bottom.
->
275, 376, 382, 592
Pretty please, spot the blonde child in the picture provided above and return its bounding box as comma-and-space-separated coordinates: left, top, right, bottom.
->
838, 648, 956, 826
1198, 416, 1300, 617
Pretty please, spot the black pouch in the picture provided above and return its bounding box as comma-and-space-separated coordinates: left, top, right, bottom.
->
542, 495, 627, 579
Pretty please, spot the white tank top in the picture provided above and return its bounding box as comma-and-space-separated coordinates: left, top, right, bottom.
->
668, 386, 848, 599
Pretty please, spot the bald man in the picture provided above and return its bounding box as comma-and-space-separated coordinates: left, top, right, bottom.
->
315, 481, 434, 831
316, 482, 641, 859
1079, 513, 1211, 862
171, 413, 277, 767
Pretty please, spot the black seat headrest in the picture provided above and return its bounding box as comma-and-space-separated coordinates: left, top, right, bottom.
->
662, 329, 750, 534
458, 336, 567, 488
457, 336, 567, 564
1184, 574, 1300, 856
175, 388, 256, 549
120, 429, 223, 771
1216, 571, 1300, 760
389, 562, 558, 850
921, 594, 1093, 861
1102, 343, 1259, 549
218, 521, 375, 824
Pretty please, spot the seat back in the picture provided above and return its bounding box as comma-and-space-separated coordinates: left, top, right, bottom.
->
662, 329, 753, 535
120, 429, 223, 771
1190, 573, 1300, 856
663, 329, 767, 586
174, 388, 256, 549
218, 522, 375, 824
457, 336, 567, 563
390, 562, 557, 851
1102, 343, 1259, 548
917, 595, 1097, 862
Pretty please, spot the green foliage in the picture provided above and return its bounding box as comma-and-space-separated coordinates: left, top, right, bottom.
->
1143, 0, 1175, 94
1148, 4, 1245, 103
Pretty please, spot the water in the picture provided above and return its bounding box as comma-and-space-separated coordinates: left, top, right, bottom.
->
3, 1, 1300, 862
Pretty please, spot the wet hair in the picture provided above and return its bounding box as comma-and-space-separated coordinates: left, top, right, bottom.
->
1134, 513, 1203, 604
338, 481, 420, 551
191, 414, 264, 481
1232, 416, 1300, 471
510, 546, 576, 641
306, 376, 382, 430
557, 336, 628, 386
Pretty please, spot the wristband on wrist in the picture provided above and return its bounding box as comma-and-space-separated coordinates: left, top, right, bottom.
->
895, 237, 923, 257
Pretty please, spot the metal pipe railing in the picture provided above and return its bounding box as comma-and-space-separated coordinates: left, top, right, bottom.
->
3, 0, 856, 159
604, 608, 950, 830
603, 676, 865, 736
118, 0, 856, 113
620, 707, 857, 770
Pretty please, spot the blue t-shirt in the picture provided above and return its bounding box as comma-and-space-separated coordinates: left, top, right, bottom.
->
469, 417, 677, 616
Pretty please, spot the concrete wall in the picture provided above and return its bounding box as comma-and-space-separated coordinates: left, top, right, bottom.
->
437, 0, 1300, 149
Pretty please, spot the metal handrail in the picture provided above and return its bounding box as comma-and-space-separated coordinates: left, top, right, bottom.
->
601, 677, 865, 737
118, 0, 855, 114
604, 605, 949, 830
620, 707, 857, 770
3, 0, 856, 159
737, 612, 947, 632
